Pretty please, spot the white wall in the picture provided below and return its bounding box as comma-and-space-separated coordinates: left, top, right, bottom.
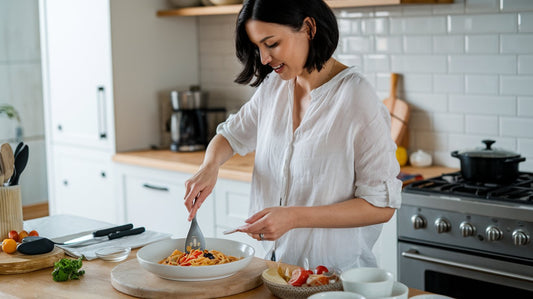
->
198, 0, 533, 172
0, 0, 48, 205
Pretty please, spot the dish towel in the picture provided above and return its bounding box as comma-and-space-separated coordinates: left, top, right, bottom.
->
58, 230, 171, 260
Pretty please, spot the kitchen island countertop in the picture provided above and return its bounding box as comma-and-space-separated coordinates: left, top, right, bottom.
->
0, 247, 433, 298
113, 150, 457, 182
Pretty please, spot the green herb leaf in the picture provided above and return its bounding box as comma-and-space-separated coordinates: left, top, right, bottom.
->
52, 257, 85, 282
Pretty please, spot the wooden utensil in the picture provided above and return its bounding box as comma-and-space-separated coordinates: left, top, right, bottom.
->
0, 143, 14, 184
382, 73, 410, 146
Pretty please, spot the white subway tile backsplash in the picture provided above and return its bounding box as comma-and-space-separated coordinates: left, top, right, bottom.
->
362, 18, 389, 35
449, 55, 516, 74
433, 35, 464, 54
408, 93, 448, 112
448, 14, 517, 33
465, 74, 499, 94
363, 55, 389, 72
374, 6, 403, 18
410, 111, 433, 131
501, 117, 533, 137
501, 34, 533, 54
433, 150, 461, 168
390, 16, 447, 35
433, 0, 466, 15
450, 95, 516, 115
449, 134, 516, 151
336, 8, 374, 19
402, 74, 433, 93
501, 0, 533, 12
337, 54, 363, 68
433, 113, 465, 133
519, 12, 533, 32
434, 74, 465, 93
518, 55, 533, 74
518, 138, 533, 158
375, 36, 403, 53
414, 131, 448, 151
465, 0, 500, 13
465, 35, 499, 54
501, 76, 533, 96
465, 115, 499, 135
518, 97, 533, 117
391, 55, 447, 73
403, 36, 432, 54
338, 19, 361, 35
342, 36, 373, 53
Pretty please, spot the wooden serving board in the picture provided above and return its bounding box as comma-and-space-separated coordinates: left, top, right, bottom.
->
111, 257, 268, 299
0, 246, 64, 274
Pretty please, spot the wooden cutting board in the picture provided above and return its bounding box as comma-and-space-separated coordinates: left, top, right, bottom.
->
0, 246, 64, 274
111, 257, 268, 298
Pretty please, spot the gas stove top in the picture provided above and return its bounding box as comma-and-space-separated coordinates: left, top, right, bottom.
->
403, 171, 533, 205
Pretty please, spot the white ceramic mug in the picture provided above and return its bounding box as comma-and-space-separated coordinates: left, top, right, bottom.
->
340, 267, 394, 298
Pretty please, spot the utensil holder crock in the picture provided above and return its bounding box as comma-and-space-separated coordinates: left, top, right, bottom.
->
0, 185, 23, 240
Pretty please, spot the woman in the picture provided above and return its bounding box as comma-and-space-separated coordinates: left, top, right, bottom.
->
184, 0, 401, 270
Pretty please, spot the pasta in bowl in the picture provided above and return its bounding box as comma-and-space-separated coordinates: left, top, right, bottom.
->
137, 238, 255, 281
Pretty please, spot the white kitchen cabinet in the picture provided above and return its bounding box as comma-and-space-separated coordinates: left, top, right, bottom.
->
39, 0, 199, 220
51, 145, 117, 223
214, 178, 266, 258
115, 163, 215, 238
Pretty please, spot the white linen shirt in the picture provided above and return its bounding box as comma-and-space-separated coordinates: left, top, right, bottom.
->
217, 66, 402, 270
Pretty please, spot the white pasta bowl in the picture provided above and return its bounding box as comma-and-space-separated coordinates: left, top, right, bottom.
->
137, 238, 255, 281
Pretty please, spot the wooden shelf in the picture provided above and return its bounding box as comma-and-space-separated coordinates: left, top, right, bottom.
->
157, 0, 453, 17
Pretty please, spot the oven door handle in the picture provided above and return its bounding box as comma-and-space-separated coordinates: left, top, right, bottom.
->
402, 249, 533, 283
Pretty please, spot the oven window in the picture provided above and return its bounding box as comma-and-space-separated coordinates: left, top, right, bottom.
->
425, 271, 533, 298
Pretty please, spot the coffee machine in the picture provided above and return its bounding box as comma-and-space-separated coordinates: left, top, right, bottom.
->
170, 87, 208, 152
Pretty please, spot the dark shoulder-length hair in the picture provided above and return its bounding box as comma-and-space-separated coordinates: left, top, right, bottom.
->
234, 0, 339, 87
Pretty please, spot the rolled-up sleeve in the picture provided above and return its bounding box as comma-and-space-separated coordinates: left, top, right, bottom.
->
353, 104, 402, 209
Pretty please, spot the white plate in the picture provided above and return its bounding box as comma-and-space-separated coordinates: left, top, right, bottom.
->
410, 295, 455, 299
136, 238, 254, 281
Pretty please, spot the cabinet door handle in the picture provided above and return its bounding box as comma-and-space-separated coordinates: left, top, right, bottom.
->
97, 86, 107, 139
142, 183, 169, 192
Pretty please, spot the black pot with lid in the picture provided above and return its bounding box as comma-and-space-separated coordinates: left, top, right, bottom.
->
451, 139, 526, 184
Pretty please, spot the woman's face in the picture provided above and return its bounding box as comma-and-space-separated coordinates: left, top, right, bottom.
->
245, 19, 311, 80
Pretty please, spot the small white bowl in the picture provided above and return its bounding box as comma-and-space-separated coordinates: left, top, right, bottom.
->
95, 246, 131, 262
340, 267, 394, 298
308, 291, 367, 299
137, 238, 254, 281
379, 281, 409, 299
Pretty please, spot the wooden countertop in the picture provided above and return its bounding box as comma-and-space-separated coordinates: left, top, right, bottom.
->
0, 249, 432, 298
113, 150, 457, 182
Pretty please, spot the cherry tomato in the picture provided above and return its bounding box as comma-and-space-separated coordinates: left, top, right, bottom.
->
8, 230, 19, 242
288, 267, 310, 287
315, 265, 329, 275
2, 239, 17, 254
18, 230, 29, 242
29, 230, 39, 237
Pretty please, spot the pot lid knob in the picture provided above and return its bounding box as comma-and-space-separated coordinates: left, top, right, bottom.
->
482, 139, 495, 150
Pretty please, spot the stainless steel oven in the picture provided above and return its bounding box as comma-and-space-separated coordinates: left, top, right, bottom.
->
398, 172, 533, 298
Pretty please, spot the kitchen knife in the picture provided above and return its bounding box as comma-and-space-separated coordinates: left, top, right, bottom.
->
61, 224, 145, 247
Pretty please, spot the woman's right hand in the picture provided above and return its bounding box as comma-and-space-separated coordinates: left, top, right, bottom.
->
184, 163, 219, 221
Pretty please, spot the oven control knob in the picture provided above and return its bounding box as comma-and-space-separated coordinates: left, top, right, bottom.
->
512, 230, 530, 246
434, 218, 451, 234
486, 226, 503, 242
460, 222, 476, 237
411, 215, 427, 230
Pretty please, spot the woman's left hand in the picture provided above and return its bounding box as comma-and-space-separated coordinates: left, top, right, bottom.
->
239, 207, 296, 241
